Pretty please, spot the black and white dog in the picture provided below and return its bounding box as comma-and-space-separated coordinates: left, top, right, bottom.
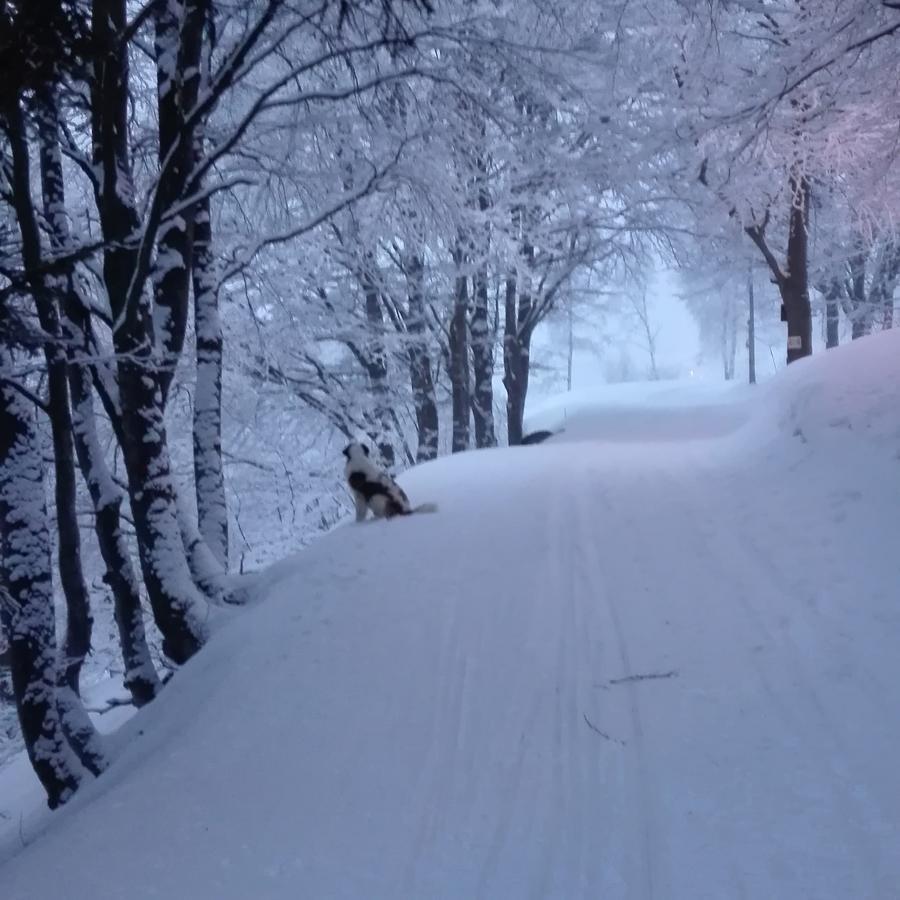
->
342, 442, 436, 521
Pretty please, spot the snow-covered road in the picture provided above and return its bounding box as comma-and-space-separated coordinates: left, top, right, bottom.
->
2, 335, 899, 899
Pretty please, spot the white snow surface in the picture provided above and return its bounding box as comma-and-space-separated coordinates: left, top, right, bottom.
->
2, 331, 900, 899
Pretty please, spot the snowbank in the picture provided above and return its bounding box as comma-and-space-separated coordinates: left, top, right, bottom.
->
765, 328, 900, 450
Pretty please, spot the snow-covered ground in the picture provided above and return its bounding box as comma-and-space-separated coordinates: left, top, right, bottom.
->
1, 331, 899, 899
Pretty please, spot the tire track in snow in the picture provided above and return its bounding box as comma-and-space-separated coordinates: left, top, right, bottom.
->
700, 497, 888, 873
475, 465, 611, 898
402, 572, 468, 893
724, 463, 900, 849
476, 479, 572, 897
536, 475, 591, 899
564, 471, 655, 899
562, 488, 599, 900
685, 468, 855, 734
644, 453, 885, 886
573, 473, 658, 900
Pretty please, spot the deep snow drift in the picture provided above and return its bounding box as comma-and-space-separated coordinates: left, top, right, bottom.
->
1, 331, 899, 899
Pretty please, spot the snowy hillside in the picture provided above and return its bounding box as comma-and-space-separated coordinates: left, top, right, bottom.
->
1, 332, 899, 900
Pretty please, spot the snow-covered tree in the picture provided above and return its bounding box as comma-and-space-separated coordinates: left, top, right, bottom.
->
680, 0, 900, 362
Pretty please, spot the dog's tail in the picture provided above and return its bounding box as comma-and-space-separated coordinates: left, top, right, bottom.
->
412, 502, 438, 514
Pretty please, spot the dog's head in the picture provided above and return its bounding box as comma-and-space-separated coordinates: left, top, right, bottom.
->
342, 441, 370, 462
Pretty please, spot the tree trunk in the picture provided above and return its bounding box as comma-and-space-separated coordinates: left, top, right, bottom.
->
9, 91, 105, 775
470, 144, 497, 448
87, 321, 207, 662
882, 289, 895, 330
847, 250, 871, 340
0, 648, 12, 705
192, 194, 229, 569
117, 352, 208, 663
449, 256, 471, 453
35, 99, 95, 700
873, 240, 899, 332
359, 263, 396, 467
67, 340, 162, 705
33, 89, 160, 705
824, 280, 841, 349
721, 295, 738, 381
746, 176, 812, 365
92, 0, 207, 664
782, 176, 812, 364
883, 293, 895, 330
748, 263, 757, 383
503, 268, 532, 447
850, 315, 870, 340
503, 220, 537, 447
0, 385, 82, 809
153, 0, 207, 402
177, 492, 231, 604
470, 261, 496, 448
155, 0, 231, 600
840, 240, 899, 337
406, 255, 439, 461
